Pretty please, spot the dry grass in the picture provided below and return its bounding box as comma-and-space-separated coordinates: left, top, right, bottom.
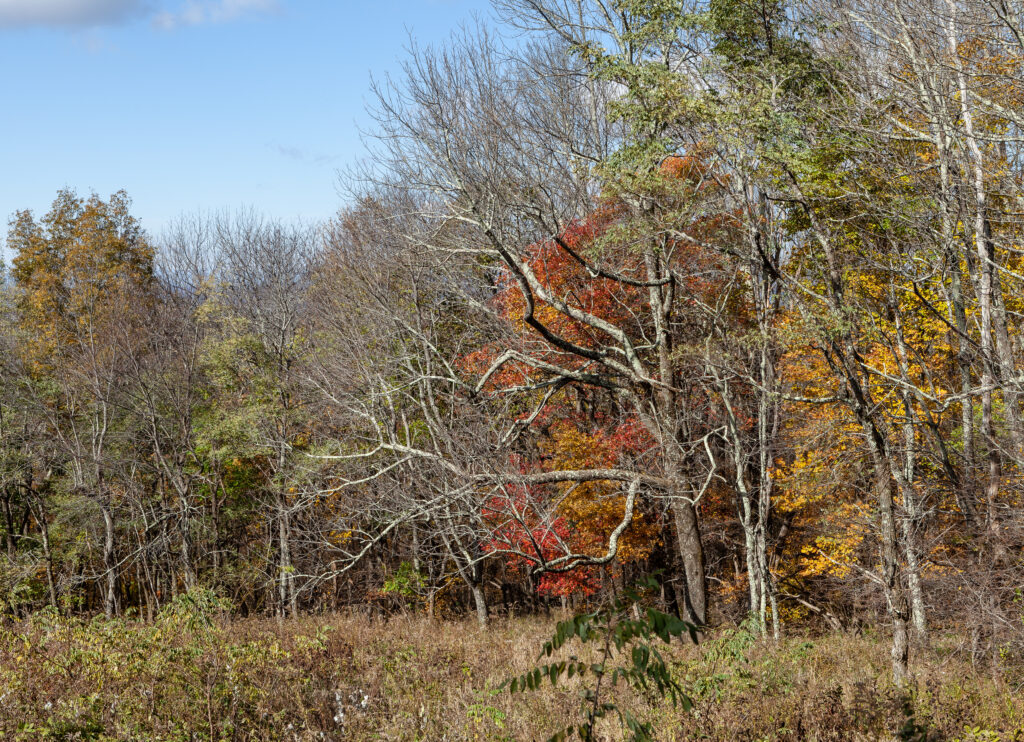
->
0, 604, 1021, 740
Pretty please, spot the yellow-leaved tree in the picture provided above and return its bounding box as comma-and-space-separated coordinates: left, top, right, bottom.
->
7, 189, 154, 618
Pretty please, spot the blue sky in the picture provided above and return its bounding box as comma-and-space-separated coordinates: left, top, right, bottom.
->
0, 0, 491, 243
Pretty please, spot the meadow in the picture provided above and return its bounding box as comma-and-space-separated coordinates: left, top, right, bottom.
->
1, 595, 1021, 741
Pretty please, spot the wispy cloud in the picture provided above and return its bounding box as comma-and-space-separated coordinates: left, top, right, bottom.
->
0, 0, 147, 28
74, 31, 120, 52
153, 0, 277, 30
271, 143, 339, 167
0, 0, 276, 29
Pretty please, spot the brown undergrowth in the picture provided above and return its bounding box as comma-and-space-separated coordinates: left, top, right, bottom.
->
0, 598, 1021, 741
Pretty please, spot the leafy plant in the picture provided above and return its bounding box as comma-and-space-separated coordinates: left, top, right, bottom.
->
690, 618, 757, 701
157, 586, 231, 632
382, 561, 427, 599
507, 575, 698, 741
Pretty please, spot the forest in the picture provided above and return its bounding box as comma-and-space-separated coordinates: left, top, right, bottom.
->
2, 0, 1024, 739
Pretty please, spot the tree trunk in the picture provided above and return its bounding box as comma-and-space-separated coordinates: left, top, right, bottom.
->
101, 499, 117, 620
950, 264, 978, 524
37, 506, 57, 610
672, 499, 707, 627
893, 304, 928, 643
929, 72, 977, 527
471, 583, 488, 629
990, 263, 1023, 456
644, 245, 709, 629
2, 493, 16, 559
947, 10, 1010, 530
278, 509, 292, 619
180, 494, 197, 591
873, 450, 911, 685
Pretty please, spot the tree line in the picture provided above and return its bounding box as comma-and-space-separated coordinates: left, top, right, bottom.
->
2, 0, 1024, 683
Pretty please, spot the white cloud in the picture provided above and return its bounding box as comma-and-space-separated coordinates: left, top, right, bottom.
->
0, 0, 147, 27
153, 0, 276, 29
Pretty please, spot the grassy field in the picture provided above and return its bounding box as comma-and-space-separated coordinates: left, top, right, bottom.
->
1, 600, 1022, 741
